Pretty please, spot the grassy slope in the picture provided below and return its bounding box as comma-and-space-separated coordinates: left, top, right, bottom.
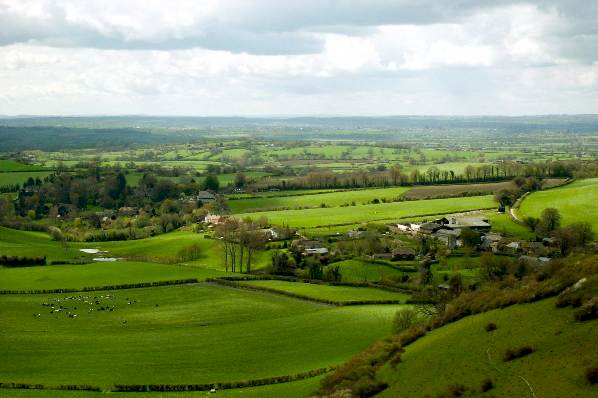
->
237, 195, 497, 228
334, 259, 407, 284
239, 280, 410, 303
228, 187, 411, 213
0, 171, 53, 187
377, 298, 598, 398
0, 261, 228, 291
519, 178, 598, 232
0, 284, 401, 388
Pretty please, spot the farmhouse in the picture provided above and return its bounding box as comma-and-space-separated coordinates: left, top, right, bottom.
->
197, 190, 216, 203
447, 216, 491, 233
392, 247, 416, 261
433, 228, 460, 249
304, 247, 329, 256
204, 214, 226, 225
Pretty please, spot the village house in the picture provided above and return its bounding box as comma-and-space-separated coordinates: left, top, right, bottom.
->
433, 228, 460, 249
197, 191, 216, 204
204, 214, 226, 225
392, 247, 416, 261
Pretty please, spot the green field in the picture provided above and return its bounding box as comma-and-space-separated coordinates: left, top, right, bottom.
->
237, 195, 497, 228
238, 280, 410, 303
377, 298, 598, 397
0, 377, 322, 398
0, 171, 53, 187
228, 187, 411, 213
519, 178, 598, 232
0, 284, 402, 388
0, 261, 227, 291
333, 259, 408, 283
0, 160, 50, 172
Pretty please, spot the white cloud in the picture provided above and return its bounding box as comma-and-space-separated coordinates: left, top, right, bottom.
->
0, 0, 596, 115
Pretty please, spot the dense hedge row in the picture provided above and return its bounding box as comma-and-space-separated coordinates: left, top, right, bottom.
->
209, 278, 403, 306
0, 382, 100, 392
213, 274, 413, 294
0, 278, 199, 295
113, 367, 334, 392
0, 255, 46, 266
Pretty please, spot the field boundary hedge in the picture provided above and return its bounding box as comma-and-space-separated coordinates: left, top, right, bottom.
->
112, 366, 335, 392
0, 382, 100, 392
0, 278, 199, 295
208, 278, 405, 306
212, 274, 415, 293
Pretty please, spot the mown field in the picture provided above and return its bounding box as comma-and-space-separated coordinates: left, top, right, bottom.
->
0, 261, 227, 291
0, 284, 404, 388
519, 178, 598, 232
376, 298, 598, 397
228, 187, 411, 213
238, 195, 497, 228
238, 280, 410, 303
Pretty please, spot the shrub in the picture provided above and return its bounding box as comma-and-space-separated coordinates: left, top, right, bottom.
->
503, 345, 534, 361
485, 322, 497, 332
392, 308, 419, 334
586, 366, 598, 385
480, 378, 494, 392
574, 297, 598, 321
354, 380, 388, 397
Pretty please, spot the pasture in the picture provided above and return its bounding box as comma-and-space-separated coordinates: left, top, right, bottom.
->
518, 178, 598, 232
376, 298, 598, 397
237, 280, 410, 303
0, 261, 226, 291
237, 195, 497, 228
0, 284, 402, 388
228, 187, 411, 213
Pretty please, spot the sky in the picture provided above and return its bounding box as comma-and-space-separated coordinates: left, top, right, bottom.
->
0, 0, 597, 116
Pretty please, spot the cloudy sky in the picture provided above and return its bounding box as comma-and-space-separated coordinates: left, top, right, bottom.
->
0, 0, 597, 116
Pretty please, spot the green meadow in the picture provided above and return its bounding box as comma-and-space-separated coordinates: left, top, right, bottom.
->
377, 298, 598, 397
238, 195, 497, 228
228, 187, 411, 213
519, 178, 598, 231
238, 280, 410, 303
0, 284, 401, 388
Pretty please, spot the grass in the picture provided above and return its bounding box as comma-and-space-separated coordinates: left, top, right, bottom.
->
0, 160, 50, 172
401, 181, 513, 200
483, 211, 535, 240
0, 171, 53, 187
237, 195, 497, 228
519, 178, 598, 233
0, 376, 322, 398
0, 227, 90, 262
0, 261, 227, 291
0, 284, 401, 388
376, 298, 598, 397
228, 187, 411, 213
333, 259, 408, 284
238, 280, 410, 303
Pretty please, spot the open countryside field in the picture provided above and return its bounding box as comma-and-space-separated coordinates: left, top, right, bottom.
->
376, 298, 598, 397
0, 171, 53, 187
0, 261, 227, 291
238, 280, 410, 303
518, 178, 598, 231
0, 284, 403, 388
228, 187, 411, 213
238, 195, 497, 228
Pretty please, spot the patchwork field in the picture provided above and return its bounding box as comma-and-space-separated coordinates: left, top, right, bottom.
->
238, 195, 497, 228
0, 284, 403, 388
376, 298, 598, 397
519, 178, 598, 232
228, 187, 411, 213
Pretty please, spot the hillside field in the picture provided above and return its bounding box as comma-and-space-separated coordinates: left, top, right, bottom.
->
377, 298, 598, 397
519, 178, 598, 232
0, 284, 404, 388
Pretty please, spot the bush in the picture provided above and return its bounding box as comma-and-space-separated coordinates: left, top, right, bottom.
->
586, 366, 598, 385
480, 378, 494, 392
503, 345, 534, 361
485, 322, 497, 332
176, 243, 202, 262
392, 309, 419, 334
436, 383, 466, 397
0, 255, 46, 267
574, 297, 598, 321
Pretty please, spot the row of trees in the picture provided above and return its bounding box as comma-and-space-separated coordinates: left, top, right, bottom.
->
215, 219, 268, 273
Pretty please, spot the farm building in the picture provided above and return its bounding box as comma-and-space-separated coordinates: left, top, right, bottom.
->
197, 191, 216, 203
392, 247, 416, 261
204, 214, 226, 225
